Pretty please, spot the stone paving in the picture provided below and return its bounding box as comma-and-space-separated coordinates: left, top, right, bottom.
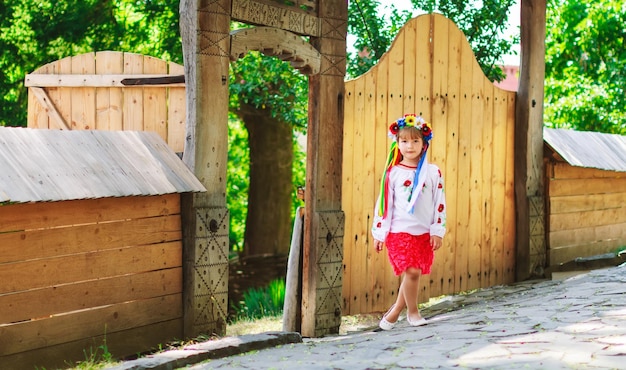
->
112, 264, 626, 370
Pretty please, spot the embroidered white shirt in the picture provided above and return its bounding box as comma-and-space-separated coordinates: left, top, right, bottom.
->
372, 163, 447, 242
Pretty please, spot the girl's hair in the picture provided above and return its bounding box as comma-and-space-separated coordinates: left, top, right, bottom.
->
397, 125, 425, 141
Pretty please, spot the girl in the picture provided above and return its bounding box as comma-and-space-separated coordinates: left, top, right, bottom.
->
372, 113, 447, 330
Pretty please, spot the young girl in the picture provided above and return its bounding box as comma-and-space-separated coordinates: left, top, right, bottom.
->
372, 113, 447, 330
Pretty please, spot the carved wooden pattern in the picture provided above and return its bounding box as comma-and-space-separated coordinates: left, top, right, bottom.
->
232, 0, 320, 36
191, 206, 230, 334
313, 210, 344, 337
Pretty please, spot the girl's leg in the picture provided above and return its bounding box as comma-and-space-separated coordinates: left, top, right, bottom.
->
383, 278, 407, 323
402, 267, 423, 322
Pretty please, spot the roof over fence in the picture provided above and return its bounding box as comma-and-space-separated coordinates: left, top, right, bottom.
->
0, 127, 206, 204
544, 127, 626, 173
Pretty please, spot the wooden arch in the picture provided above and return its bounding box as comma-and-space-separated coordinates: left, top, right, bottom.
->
230, 27, 321, 75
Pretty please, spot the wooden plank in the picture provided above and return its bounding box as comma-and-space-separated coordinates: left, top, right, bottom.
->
0, 267, 182, 324
490, 88, 509, 285
549, 192, 626, 214
440, 16, 462, 295
550, 208, 626, 231
466, 52, 485, 291
95, 51, 125, 131
0, 214, 182, 264
402, 17, 416, 114
427, 14, 448, 300
57, 55, 74, 131
549, 222, 626, 249
341, 78, 355, 314
70, 53, 96, 130
0, 194, 180, 233
551, 237, 625, 261
0, 241, 182, 294
123, 53, 145, 131
503, 93, 517, 284
551, 162, 623, 179
361, 71, 377, 314
549, 177, 626, 197
25, 73, 184, 88
481, 80, 495, 288
454, 26, 473, 293
0, 293, 181, 356
350, 76, 365, 314
167, 62, 186, 153
143, 56, 168, 141
1, 318, 182, 370
372, 60, 389, 314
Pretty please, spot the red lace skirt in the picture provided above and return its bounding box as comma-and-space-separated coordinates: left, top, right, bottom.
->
385, 232, 434, 276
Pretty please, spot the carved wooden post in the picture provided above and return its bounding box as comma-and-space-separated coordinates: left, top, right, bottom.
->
515, 0, 547, 280
180, 0, 231, 338
301, 0, 347, 337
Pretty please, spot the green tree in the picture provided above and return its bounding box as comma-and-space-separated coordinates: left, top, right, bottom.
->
348, 0, 519, 81
544, 0, 625, 134
229, 51, 308, 256
0, 0, 181, 127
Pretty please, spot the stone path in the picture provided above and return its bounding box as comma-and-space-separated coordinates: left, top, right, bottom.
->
111, 264, 626, 370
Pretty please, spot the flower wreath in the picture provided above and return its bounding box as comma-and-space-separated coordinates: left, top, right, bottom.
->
388, 114, 433, 142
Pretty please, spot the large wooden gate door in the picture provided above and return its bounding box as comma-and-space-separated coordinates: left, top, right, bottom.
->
342, 14, 517, 315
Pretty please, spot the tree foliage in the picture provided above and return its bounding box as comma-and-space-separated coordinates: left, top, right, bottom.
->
544, 0, 625, 134
348, 0, 519, 81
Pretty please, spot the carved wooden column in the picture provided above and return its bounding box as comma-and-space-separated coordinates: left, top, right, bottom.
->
301, 0, 347, 337
180, 0, 231, 338
515, 0, 547, 280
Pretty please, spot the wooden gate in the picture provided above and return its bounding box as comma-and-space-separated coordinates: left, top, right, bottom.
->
342, 14, 517, 315
25, 51, 185, 153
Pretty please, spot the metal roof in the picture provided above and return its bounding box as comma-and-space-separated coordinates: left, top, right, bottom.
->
0, 127, 205, 204
544, 127, 626, 172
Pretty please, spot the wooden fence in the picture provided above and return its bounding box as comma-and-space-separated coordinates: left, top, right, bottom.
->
547, 162, 626, 265
26, 51, 186, 153
0, 195, 184, 369
341, 14, 517, 315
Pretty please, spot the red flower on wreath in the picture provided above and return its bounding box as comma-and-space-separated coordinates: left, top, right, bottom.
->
422, 125, 431, 136
438, 204, 445, 212
403, 179, 412, 187
389, 123, 400, 136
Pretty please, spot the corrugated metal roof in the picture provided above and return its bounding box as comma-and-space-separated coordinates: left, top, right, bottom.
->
0, 127, 205, 204
544, 127, 626, 172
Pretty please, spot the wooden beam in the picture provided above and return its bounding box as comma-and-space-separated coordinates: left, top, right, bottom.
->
301, 0, 347, 338
25, 74, 185, 88
29, 87, 70, 130
515, 0, 547, 280
180, 0, 231, 339
231, 0, 320, 37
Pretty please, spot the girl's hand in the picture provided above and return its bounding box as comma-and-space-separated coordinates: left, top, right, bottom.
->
374, 240, 384, 253
431, 236, 443, 251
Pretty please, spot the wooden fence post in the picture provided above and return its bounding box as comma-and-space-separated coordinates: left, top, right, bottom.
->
180, 0, 231, 338
515, 0, 547, 280
301, 0, 348, 337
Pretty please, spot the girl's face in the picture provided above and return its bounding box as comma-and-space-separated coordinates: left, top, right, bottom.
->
397, 128, 424, 164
